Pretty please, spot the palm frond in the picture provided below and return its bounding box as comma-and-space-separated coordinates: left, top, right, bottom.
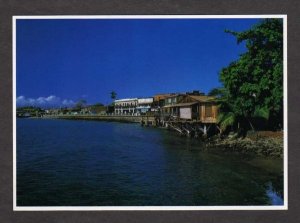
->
218, 112, 236, 130
253, 107, 269, 120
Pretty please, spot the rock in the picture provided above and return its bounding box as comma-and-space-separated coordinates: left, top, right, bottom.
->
206, 135, 283, 158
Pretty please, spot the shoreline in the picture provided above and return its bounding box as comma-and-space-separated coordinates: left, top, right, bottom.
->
40, 114, 155, 124
205, 133, 283, 158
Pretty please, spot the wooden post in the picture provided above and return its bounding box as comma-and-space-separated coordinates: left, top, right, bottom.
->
203, 124, 207, 135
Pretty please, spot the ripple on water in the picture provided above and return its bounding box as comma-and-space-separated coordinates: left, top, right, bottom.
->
17, 119, 284, 206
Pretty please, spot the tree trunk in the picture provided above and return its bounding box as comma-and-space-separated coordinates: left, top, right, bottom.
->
248, 118, 255, 131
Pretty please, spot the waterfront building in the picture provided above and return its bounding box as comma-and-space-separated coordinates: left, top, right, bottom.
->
153, 93, 176, 108
46, 108, 62, 115
136, 98, 154, 114
114, 97, 154, 115
114, 98, 138, 115
80, 107, 91, 114
80, 104, 106, 115
162, 94, 184, 118
162, 93, 218, 123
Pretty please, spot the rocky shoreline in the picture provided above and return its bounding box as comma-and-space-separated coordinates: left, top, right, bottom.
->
205, 131, 284, 158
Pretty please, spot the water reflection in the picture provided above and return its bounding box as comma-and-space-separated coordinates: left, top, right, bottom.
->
266, 182, 283, 205
17, 119, 283, 206
158, 129, 283, 205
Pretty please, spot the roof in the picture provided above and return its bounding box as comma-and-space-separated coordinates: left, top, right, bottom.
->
163, 102, 198, 108
153, 93, 177, 101
114, 98, 138, 102
137, 98, 153, 103
154, 93, 176, 97
188, 95, 216, 102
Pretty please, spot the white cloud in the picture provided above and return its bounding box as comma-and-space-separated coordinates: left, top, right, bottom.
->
62, 99, 75, 106
16, 95, 76, 108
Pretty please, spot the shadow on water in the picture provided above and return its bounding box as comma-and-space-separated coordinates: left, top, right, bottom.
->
17, 119, 283, 206
157, 130, 283, 205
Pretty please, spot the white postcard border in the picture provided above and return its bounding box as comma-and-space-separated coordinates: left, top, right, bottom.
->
13, 14, 288, 211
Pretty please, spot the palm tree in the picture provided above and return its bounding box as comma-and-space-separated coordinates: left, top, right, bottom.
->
209, 87, 270, 134
110, 91, 117, 100
217, 111, 236, 132
209, 87, 236, 132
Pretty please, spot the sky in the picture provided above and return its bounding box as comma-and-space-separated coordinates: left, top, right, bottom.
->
16, 18, 260, 108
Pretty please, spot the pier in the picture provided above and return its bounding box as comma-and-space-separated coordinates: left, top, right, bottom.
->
161, 120, 217, 138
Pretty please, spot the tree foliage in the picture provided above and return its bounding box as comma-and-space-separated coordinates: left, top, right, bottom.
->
92, 102, 104, 107
219, 19, 283, 131
75, 99, 87, 110
209, 87, 240, 132
110, 91, 117, 100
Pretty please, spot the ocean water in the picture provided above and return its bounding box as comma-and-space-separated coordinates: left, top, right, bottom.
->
17, 118, 283, 206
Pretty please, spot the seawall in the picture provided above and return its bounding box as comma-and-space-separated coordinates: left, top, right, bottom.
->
43, 114, 156, 124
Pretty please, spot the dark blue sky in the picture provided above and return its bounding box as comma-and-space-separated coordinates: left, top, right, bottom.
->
16, 18, 260, 107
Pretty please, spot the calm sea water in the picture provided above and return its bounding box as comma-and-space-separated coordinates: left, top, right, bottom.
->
17, 118, 283, 206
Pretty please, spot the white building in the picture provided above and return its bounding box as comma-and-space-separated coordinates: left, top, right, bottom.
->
136, 98, 153, 114
114, 97, 154, 115
114, 98, 138, 115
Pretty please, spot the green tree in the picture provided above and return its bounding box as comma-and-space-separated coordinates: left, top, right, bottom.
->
92, 102, 104, 107
75, 99, 87, 110
219, 19, 283, 131
209, 87, 239, 133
